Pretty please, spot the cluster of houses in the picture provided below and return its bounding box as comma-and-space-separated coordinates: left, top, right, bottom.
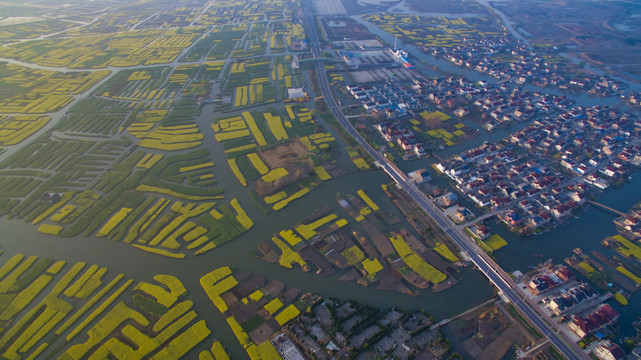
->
524, 264, 622, 344
624, 92, 641, 106
569, 303, 620, 339
510, 105, 641, 187
594, 340, 627, 360
614, 207, 641, 240
544, 283, 598, 316
424, 35, 625, 97
411, 77, 572, 130
435, 142, 579, 232
436, 104, 641, 233
346, 83, 421, 115
375, 122, 426, 157
527, 264, 574, 295
408, 169, 432, 184
467, 223, 491, 240
471, 89, 571, 130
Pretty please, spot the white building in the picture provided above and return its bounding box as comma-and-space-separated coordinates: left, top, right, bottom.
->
594, 340, 625, 360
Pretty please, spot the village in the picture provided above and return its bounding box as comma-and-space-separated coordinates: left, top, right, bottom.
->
434, 104, 641, 234
330, 31, 641, 237
518, 262, 623, 353
424, 35, 626, 98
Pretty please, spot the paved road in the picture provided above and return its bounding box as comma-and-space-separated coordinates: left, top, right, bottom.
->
302, 1, 588, 358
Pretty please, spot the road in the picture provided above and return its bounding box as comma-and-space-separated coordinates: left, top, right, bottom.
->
302, 0, 587, 358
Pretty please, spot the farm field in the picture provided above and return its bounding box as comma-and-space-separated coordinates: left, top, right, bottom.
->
0, 0, 308, 259
0, 28, 205, 68
256, 189, 459, 294
224, 55, 303, 110
200, 267, 312, 359
0, 0, 488, 357
363, 13, 504, 49
0, 115, 50, 147
0, 64, 109, 114
0, 19, 76, 43
212, 104, 346, 212
0, 253, 225, 359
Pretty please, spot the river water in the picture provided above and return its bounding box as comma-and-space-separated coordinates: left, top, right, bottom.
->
0, 99, 496, 358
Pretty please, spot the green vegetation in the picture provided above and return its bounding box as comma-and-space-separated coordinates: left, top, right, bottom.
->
389, 234, 447, 284
133, 293, 169, 316
613, 235, 641, 260
484, 234, 508, 251
341, 246, 366, 266
362, 258, 384, 276
0, 138, 252, 258
271, 237, 307, 270
577, 261, 596, 273
434, 242, 459, 262
0, 254, 212, 359
614, 293, 628, 306
241, 314, 265, 332
616, 265, 641, 285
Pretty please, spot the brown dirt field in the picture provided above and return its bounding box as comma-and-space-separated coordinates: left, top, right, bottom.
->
249, 322, 274, 344
338, 268, 362, 282
449, 317, 476, 339
262, 280, 286, 298
477, 335, 512, 360
463, 337, 483, 358
323, 17, 373, 40
260, 140, 310, 169
221, 292, 238, 309
392, 259, 431, 289
376, 266, 413, 295
281, 288, 302, 304
360, 216, 394, 257
234, 275, 267, 296
316, 223, 341, 240
325, 242, 350, 269
231, 300, 262, 324
300, 205, 332, 225
256, 141, 313, 196
258, 243, 279, 263
299, 245, 336, 276
354, 231, 379, 259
